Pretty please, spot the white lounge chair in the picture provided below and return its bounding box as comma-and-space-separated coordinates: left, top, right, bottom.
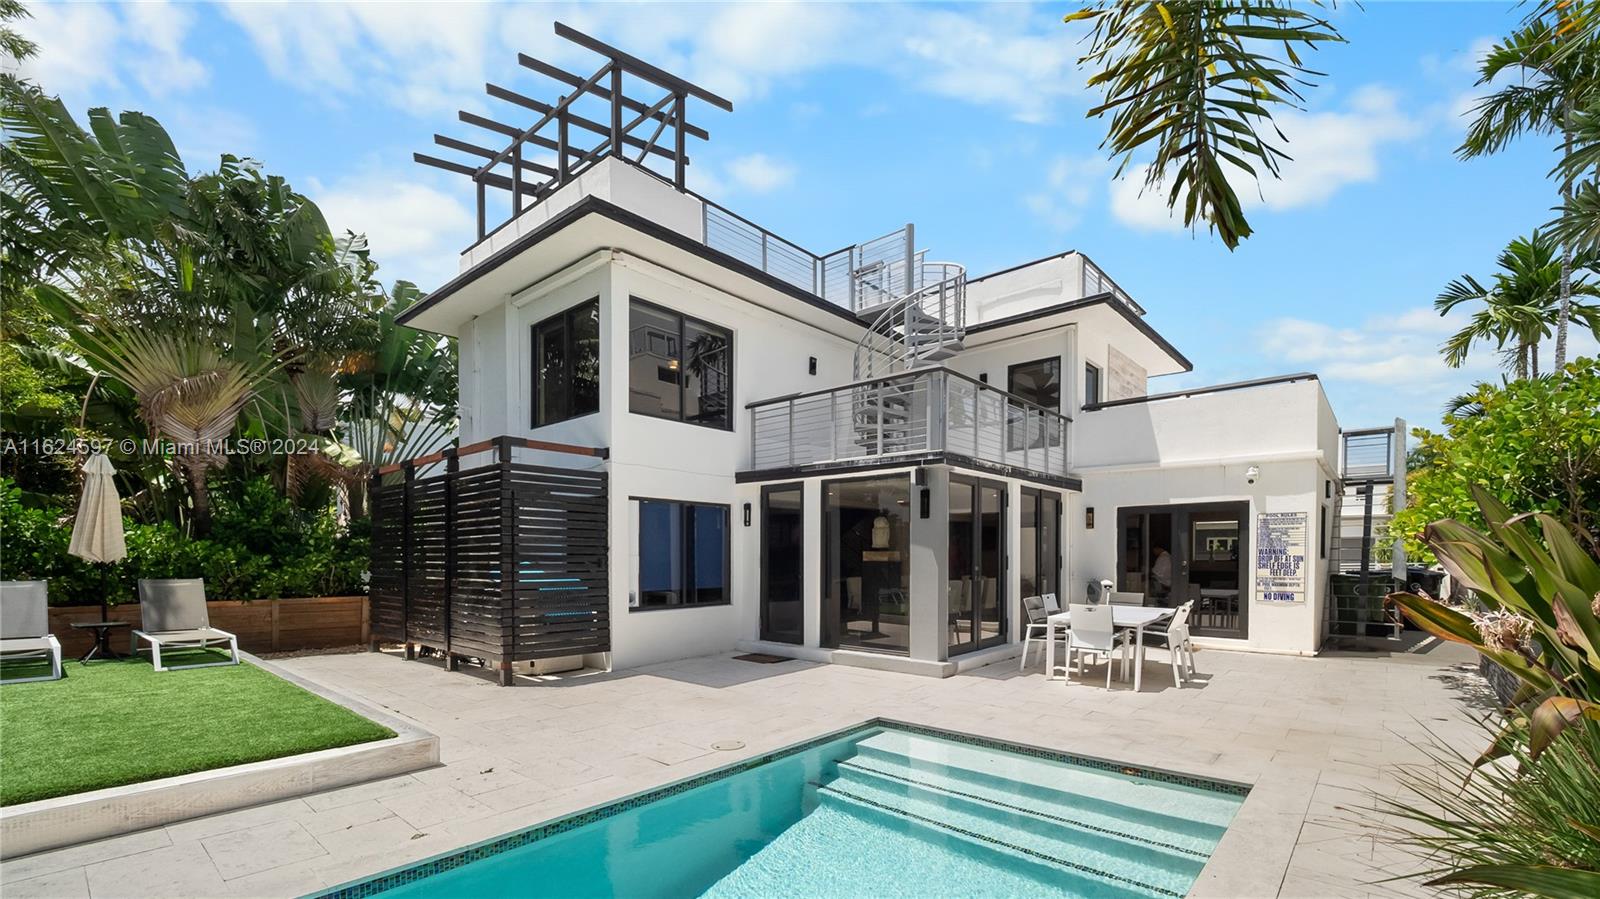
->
131, 579, 239, 671
1058, 602, 1129, 688
0, 581, 63, 683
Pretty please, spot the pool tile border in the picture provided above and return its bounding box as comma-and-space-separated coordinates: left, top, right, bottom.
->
311, 717, 1249, 899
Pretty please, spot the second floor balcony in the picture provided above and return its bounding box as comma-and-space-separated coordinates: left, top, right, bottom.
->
746, 368, 1073, 482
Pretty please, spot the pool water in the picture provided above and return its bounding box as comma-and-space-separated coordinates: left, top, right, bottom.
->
318, 724, 1246, 899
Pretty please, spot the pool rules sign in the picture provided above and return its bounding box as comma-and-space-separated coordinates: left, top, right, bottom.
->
1254, 511, 1309, 603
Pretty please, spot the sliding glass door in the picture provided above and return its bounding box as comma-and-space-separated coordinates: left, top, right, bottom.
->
760, 484, 804, 645
1020, 488, 1062, 599
822, 476, 911, 654
1117, 502, 1248, 639
948, 476, 1005, 655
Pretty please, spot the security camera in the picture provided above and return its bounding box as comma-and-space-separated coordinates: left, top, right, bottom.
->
1245, 464, 1260, 485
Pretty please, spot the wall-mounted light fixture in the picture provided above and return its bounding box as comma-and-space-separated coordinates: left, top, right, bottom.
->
1085, 506, 1095, 529
919, 488, 930, 519
978, 372, 989, 384
742, 502, 751, 526
808, 356, 817, 375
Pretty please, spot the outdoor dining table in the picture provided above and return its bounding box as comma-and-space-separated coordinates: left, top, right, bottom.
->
1044, 605, 1175, 692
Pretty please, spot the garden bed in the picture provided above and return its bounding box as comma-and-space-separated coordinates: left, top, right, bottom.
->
0, 653, 394, 806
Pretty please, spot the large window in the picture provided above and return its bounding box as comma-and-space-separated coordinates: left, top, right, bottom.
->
531, 299, 600, 427
1020, 488, 1061, 599
634, 499, 729, 610
628, 299, 732, 430
1007, 356, 1061, 451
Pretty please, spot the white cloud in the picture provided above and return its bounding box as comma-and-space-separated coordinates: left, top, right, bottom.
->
1257, 305, 1499, 400
124, 1, 209, 96
1025, 155, 1110, 231
725, 153, 795, 194
16, 1, 206, 98
218, 2, 1086, 123
15, 3, 122, 94
1106, 85, 1425, 233
311, 173, 474, 291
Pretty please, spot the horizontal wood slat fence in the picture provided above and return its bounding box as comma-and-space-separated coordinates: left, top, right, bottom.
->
48, 596, 369, 658
370, 435, 610, 685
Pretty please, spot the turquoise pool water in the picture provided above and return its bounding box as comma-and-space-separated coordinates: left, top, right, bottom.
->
317, 724, 1246, 899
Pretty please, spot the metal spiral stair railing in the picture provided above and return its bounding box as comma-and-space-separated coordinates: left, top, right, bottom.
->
848, 261, 966, 456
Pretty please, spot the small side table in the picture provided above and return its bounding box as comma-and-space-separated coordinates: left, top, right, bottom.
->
70, 621, 130, 663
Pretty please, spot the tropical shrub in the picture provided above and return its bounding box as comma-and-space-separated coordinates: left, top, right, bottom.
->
1367, 717, 1600, 898
1392, 359, 1600, 563
1391, 487, 1600, 760
0, 477, 368, 604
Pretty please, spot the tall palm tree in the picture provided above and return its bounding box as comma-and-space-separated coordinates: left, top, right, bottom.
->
1436, 232, 1600, 379
1460, 17, 1600, 370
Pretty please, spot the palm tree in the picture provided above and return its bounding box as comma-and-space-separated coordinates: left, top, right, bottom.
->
1460, 17, 1600, 370
1065, 1, 1344, 250
1435, 232, 1600, 379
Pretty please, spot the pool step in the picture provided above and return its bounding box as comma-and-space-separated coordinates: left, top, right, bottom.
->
853, 730, 1238, 842
834, 759, 1207, 872
817, 774, 1194, 898
702, 800, 1083, 898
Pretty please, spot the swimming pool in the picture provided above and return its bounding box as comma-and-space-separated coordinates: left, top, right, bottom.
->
315, 721, 1247, 899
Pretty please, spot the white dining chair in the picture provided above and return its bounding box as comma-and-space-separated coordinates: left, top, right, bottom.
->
1058, 603, 1128, 688
1164, 601, 1197, 684
1018, 595, 1054, 671
1109, 591, 1146, 606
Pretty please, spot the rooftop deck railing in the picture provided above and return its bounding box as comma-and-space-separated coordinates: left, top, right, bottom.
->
747, 367, 1071, 479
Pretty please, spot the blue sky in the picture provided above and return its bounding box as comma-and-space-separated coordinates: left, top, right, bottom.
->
15, 1, 1593, 433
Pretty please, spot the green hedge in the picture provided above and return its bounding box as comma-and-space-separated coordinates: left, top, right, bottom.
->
0, 477, 369, 605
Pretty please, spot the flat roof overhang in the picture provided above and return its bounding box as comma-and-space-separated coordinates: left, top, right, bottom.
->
735, 452, 1083, 493
399, 194, 868, 342
962, 295, 1192, 377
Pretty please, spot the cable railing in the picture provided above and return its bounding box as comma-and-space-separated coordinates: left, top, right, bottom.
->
747, 367, 1071, 478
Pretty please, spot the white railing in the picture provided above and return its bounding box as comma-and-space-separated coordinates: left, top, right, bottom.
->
748, 367, 1071, 478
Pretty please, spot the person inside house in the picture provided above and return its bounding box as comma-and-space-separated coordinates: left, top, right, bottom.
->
1151, 543, 1173, 606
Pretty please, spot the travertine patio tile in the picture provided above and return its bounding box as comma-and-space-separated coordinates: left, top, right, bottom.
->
83, 840, 225, 899
201, 820, 327, 881
377, 785, 493, 830
1, 828, 173, 883
2, 866, 90, 899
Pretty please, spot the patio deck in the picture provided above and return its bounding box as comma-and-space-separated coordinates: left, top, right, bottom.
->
0, 642, 1489, 898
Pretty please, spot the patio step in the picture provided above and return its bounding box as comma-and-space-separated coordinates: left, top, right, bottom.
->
851, 730, 1237, 848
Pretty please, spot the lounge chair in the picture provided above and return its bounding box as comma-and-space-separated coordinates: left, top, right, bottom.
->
131, 579, 239, 671
1, 581, 63, 683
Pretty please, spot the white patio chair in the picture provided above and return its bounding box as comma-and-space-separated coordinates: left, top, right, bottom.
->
0, 581, 63, 683
132, 579, 239, 672
1018, 595, 1061, 671
1109, 591, 1146, 606
1057, 603, 1128, 688
1164, 602, 1198, 685
1041, 592, 1060, 613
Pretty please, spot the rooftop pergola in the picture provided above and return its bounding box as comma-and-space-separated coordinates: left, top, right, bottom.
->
415, 22, 732, 242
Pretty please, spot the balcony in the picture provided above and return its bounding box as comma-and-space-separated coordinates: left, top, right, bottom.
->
746, 367, 1072, 481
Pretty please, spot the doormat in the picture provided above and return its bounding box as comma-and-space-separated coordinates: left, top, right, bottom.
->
732, 653, 794, 664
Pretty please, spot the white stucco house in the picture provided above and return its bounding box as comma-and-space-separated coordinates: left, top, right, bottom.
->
376, 26, 1405, 680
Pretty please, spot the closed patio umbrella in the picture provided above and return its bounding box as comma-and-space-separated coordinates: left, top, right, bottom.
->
68, 453, 127, 623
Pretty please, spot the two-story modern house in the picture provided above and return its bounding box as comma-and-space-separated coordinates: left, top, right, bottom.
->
369, 25, 1404, 683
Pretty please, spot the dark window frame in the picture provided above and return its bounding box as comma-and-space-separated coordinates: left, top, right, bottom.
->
628, 296, 735, 432
530, 297, 601, 428
759, 482, 805, 644
1084, 361, 1102, 407
1006, 355, 1062, 451
630, 496, 732, 612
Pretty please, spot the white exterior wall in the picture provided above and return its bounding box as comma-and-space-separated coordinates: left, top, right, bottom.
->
1069, 379, 1339, 655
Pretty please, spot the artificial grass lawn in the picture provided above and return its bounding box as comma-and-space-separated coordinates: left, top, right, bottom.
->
0, 652, 395, 806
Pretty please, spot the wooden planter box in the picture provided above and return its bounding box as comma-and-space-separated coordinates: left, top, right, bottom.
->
47, 596, 370, 658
